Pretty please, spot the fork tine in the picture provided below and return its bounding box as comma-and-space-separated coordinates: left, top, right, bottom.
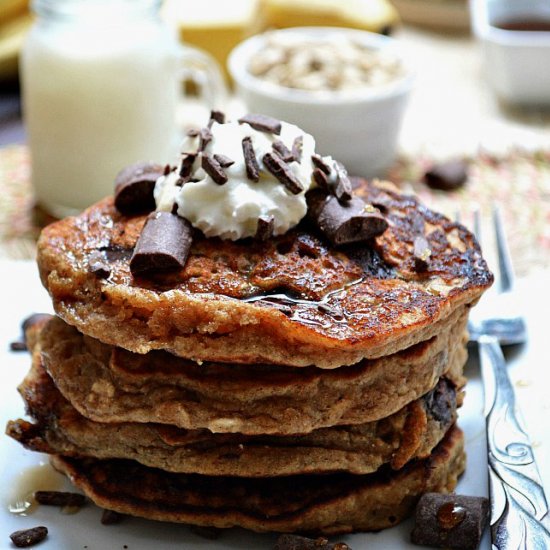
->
493, 205, 515, 292
473, 207, 482, 243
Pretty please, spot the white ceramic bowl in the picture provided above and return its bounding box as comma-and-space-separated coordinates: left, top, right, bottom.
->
471, 0, 550, 105
228, 27, 414, 178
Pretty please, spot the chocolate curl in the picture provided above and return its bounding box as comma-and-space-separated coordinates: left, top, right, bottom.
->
292, 136, 303, 163
213, 154, 235, 168
198, 127, 213, 151
333, 161, 353, 202
307, 189, 388, 246
311, 154, 331, 175
256, 216, 274, 241
242, 137, 260, 182
130, 212, 193, 276
114, 162, 165, 215
238, 113, 282, 135
201, 154, 228, 185
262, 152, 303, 195
208, 110, 225, 125
179, 153, 197, 179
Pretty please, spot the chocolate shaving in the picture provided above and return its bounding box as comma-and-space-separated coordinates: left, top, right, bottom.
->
313, 168, 329, 189
163, 164, 172, 176
333, 161, 353, 202
88, 250, 111, 279
272, 140, 294, 162
242, 137, 260, 182
35, 491, 87, 507
263, 152, 303, 194
238, 113, 282, 135
198, 127, 213, 151
213, 154, 235, 168
275, 534, 351, 550
179, 153, 197, 179
311, 154, 331, 175
208, 110, 225, 125
114, 162, 164, 215
201, 154, 228, 185
101, 509, 125, 525
413, 235, 431, 271
130, 212, 193, 276
292, 136, 303, 163
256, 215, 274, 241
10, 526, 48, 548
307, 189, 388, 246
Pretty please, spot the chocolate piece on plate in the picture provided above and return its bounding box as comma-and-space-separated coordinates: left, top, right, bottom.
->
274, 534, 351, 550
213, 154, 235, 168
101, 509, 125, 525
209, 110, 225, 125
198, 127, 213, 151
311, 154, 331, 175
263, 152, 303, 195
238, 113, 282, 135
411, 493, 489, 550
179, 153, 197, 179
333, 161, 353, 202
272, 140, 294, 162
292, 135, 303, 162
307, 189, 388, 246
114, 162, 164, 215
130, 212, 193, 276
201, 154, 228, 185
256, 216, 274, 241
88, 250, 111, 279
413, 235, 431, 271
35, 490, 87, 507
424, 160, 468, 191
10, 526, 48, 548
242, 137, 260, 182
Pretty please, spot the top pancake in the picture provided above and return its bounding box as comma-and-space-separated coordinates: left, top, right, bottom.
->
37, 179, 492, 368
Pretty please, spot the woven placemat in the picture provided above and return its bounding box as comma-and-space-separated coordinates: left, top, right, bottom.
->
1, 144, 549, 277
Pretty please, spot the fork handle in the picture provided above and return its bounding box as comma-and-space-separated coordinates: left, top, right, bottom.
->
479, 335, 550, 549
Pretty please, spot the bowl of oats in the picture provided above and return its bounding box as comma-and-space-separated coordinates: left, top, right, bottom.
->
228, 27, 414, 177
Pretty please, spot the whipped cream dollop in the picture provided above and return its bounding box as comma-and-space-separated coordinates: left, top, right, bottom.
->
154, 118, 321, 240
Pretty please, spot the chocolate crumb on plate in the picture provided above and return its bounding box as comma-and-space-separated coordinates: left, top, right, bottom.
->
201, 154, 228, 185
411, 493, 489, 550
263, 152, 303, 194
242, 136, 260, 182
274, 534, 351, 550
413, 235, 432, 271
88, 250, 111, 279
35, 490, 87, 507
272, 140, 294, 162
291, 135, 303, 162
213, 153, 235, 168
101, 509, 125, 525
114, 162, 164, 215
256, 215, 274, 241
424, 159, 468, 191
130, 212, 193, 276
238, 113, 282, 135
10, 526, 48, 548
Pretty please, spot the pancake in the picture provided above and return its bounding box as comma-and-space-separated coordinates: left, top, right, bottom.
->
50, 426, 465, 535
39, 315, 467, 435
37, 178, 492, 368
7, 350, 459, 476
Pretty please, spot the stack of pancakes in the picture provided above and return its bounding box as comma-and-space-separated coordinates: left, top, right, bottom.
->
7, 178, 492, 535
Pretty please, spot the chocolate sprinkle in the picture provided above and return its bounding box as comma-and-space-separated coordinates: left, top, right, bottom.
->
199, 127, 213, 151
201, 154, 228, 185
313, 168, 329, 189
413, 235, 431, 271
88, 250, 111, 279
256, 215, 274, 241
292, 136, 303, 163
10, 526, 48, 548
114, 162, 164, 215
163, 164, 172, 176
238, 113, 282, 135
242, 137, 260, 182
333, 161, 353, 202
186, 128, 199, 138
130, 212, 193, 276
101, 509, 125, 525
35, 491, 87, 507
307, 189, 388, 246
263, 152, 303, 194
311, 154, 331, 175
209, 110, 225, 125
213, 153, 235, 168
179, 153, 197, 179
272, 140, 294, 162
275, 534, 351, 550
411, 493, 489, 550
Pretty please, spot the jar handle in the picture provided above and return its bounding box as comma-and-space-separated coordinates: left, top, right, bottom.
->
177, 44, 227, 109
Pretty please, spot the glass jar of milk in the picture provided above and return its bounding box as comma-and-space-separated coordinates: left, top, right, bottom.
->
21, 0, 225, 217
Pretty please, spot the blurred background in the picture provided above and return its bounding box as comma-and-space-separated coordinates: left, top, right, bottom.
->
0, 0, 549, 276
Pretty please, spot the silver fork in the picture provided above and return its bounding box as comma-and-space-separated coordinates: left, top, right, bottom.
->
467, 206, 550, 549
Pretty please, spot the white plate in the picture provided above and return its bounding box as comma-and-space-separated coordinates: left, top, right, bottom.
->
1, 259, 549, 550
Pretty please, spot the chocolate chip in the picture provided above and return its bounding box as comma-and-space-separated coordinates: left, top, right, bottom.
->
292, 136, 303, 163
413, 235, 431, 271
130, 212, 193, 276
274, 534, 351, 550
201, 154, 228, 185
199, 127, 213, 151
209, 110, 225, 125
256, 216, 274, 241
311, 154, 331, 175
88, 250, 111, 279
35, 491, 87, 507
114, 162, 164, 215
179, 153, 197, 179
101, 509, 124, 525
272, 140, 294, 162
411, 493, 489, 550
424, 160, 468, 191
333, 161, 353, 202
242, 137, 260, 182
263, 152, 303, 194
424, 379, 456, 425
10, 341, 27, 351
307, 189, 388, 246
313, 168, 329, 189
10, 526, 48, 548
238, 113, 282, 135
213, 154, 235, 168
189, 525, 222, 540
